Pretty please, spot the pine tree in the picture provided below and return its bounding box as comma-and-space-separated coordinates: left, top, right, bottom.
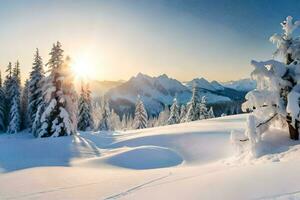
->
126, 114, 133, 130
0, 71, 6, 131
199, 96, 209, 120
121, 114, 127, 130
21, 80, 29, 129
208, 107, 215, 118
28, 49, 44, 129
37, 42, 77, 137
156, 104, 170, 126
77, 81, 93, 131
110, 109, 121, 131
7, 62, 21, 134
179, 104, 187, 123
242, 16, 300, 146
167, 98, 180, 124
98, 100, 111, 131
4, 62, 13, 126
133, 95, 148, 129
184, 85, 200, 122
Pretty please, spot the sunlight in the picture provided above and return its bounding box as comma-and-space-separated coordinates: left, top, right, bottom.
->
72, 55, 94, 80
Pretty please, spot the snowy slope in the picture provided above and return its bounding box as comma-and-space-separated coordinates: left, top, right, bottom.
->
222, 78, 256, 92
1, 114, 300, 199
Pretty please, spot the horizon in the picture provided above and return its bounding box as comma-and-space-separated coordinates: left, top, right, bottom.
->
1, 0, 300, 83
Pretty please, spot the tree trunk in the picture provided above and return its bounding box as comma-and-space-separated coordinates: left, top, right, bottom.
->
287, 116, 299, 140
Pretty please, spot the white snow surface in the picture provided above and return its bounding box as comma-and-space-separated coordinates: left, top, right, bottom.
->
222, 78, 257, 92
1, 114, 300, 199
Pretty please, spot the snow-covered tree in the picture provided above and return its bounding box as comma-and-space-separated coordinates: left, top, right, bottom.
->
7, 62, 21, 134
199, 96, 209, 120
4, 62, 14, 124
28, 49, 44, 129
21, 80, 29, 130
242, 16, 300, 147
37, 42, 77, 137
110, 109, 121, 130
167, 98, 180, 124
0, 71, 6, 131
133, 95, 148, 129
121, 114, 127, 130
156, 104, 170, 126
147, 116, 156, 128
98, 100, 111, 131
126, 114, 134, 130
183, 85, 200, 122
208, 107, 215, 118
77, 82, 93, 131
179, 104, 187, 123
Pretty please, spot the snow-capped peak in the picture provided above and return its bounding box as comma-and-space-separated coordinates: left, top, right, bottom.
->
185, 78, 224, 91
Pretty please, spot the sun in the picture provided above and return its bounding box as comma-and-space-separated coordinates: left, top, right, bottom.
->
72, 55, 93, 80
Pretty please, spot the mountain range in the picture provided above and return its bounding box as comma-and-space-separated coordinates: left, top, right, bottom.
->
89, 73, 256, 117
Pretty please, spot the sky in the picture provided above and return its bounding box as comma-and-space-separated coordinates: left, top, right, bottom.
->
1, 0, 300, 83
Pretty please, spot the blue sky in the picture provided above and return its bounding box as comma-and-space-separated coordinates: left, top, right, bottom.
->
0, 0, 299, 82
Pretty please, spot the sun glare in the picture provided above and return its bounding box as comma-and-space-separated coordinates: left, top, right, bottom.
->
72, 55, 93, 80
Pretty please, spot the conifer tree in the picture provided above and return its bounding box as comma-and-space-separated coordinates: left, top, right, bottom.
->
133, 95, 148, 129
0, 71, 6, 131
184, 85, 200, 122
179, 104, 187, 123
4, 62, 13, 125
98, 100, 111, 131
21, 80, 29, 129
242, 16, 300, 146
199, 96, 209, 120
110, 109, 121, 131
208, 107, 215, 118
121, 114, 127, 130
28, 49, 44, 129
77, 81, 93, 131
37, 42, 76, 137
156, 104, 170, 126
167, 98, 180, 124
7, 62, 21, 134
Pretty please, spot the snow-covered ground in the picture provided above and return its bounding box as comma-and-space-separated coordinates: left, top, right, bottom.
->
1, 114, 300, 200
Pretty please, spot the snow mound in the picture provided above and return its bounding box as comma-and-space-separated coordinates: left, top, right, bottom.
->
105, 146, 183, 170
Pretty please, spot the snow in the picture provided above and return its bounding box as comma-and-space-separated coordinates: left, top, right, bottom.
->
1, 114, 300, 199
222, 78, 256, 92
185, 77, 218, 91
107, 74, 235, 115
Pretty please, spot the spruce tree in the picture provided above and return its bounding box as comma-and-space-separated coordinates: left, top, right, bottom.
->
77, 81, 93, 131
208, 107, 215, 118
28, 49, 44, 129
4, 62, 13, 126
184, 85, 201, 122
0, 71, 6, 131
179, 104, 187, 123
167, 98, 180, 125
38, 42, 76, 137
133, 95, 148, 129
21, 80, 29, 129
121, 114, 127, 130
98, 100, 110, 131
7, 62, 21, 134
156, 104, 170, 126
199, 96, 209, 120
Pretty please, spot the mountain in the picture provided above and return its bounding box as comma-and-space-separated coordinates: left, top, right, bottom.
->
221, 78, 256, 92
106, 73, 191, 116
105, 74, 245, 116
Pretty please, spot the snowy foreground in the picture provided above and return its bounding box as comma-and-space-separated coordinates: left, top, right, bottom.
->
1, 114, 300, 200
